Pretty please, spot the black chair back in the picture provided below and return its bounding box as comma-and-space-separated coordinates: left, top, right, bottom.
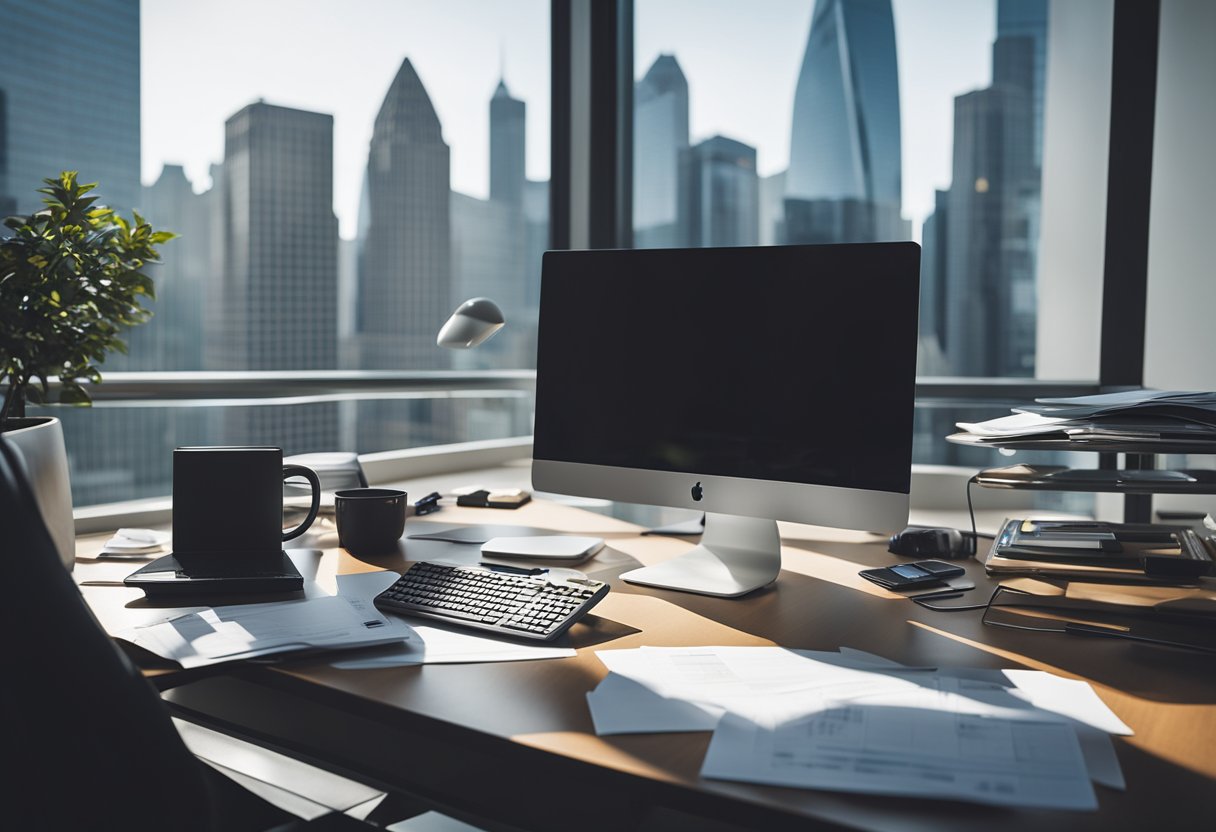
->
0, 436, 215, 830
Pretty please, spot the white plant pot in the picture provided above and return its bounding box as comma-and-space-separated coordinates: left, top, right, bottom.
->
2, 416, 75, 571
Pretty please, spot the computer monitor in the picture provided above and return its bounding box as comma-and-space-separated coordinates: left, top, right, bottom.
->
531, 242, 921, 597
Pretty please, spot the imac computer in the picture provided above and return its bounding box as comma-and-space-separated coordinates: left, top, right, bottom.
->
531, 242, 921, 597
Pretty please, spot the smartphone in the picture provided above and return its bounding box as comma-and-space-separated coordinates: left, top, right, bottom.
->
859, 559, 965, 589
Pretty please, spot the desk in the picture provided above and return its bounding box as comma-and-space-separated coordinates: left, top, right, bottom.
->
76, 486, 1216, 832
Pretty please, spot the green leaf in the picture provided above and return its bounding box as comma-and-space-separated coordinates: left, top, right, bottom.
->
56, 384, 93, 406
1, 170, 175, 413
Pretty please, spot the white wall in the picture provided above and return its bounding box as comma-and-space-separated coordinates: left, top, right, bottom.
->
1035, 0, 1114, 381
1138, 0, 1216, 521
1143, 0, 1216, 391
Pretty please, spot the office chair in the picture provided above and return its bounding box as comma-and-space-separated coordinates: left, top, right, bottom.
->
0, 435, 380, 832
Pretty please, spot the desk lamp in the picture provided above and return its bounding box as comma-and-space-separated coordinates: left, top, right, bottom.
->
437, 298, 505, 349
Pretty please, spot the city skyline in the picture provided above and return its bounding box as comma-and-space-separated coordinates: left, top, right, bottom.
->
140, 0, 996, 240
4, 0, 1041, 504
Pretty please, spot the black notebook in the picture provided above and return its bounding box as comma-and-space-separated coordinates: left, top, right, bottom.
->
124, 551, 304, 598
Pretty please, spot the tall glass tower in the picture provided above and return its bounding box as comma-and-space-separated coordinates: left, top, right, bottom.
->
0, 0, 140, 215
633, 55, 689, 249
356, 58, 452, 371
941, 1, 1045, 378
679, 136, 759, 248
0, 88, 13, 216
784, 0, 904, 243
997, 0, 1048, 169
490, 80, 526, 206
209, 102, 338, 372
120, 164, 212, 371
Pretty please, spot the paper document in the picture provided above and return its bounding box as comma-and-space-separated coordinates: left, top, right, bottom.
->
585, 646, 1130, 807
953, 390, 1216, 444
589, 646, 933, 735
702, 706, 1097, 811
117, 595, 411, 668
330, 622, 576, 668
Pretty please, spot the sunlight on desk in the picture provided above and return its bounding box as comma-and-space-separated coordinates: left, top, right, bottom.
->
779, 544, 909, 597
907, 619, 1216, 780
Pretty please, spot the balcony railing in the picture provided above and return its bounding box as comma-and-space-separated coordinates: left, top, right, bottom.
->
50, 370, 537, 407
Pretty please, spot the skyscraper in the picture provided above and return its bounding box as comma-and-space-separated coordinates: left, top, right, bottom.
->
997, 0, 1049, 169
117, 164, 212, 371
784, 0, 905, 244
450, 192, 526, 368
0, 87, 14, 217
203, 102, 340, 453
917, 189, 951, 375
209, 102, 338, 371
679, 136, 759, 248
519, 176, 548, 366
758, 170, 787, 247
490, 80, 526, 206
356, 58, 451, 371
1, 0, 150, 507
633, 55, 689, 249
0, 0, 140, 215
942, 9, 1043, 377
522, 178, 549, 315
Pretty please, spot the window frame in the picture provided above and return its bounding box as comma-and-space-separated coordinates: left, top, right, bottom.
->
550, 0, 1161, 392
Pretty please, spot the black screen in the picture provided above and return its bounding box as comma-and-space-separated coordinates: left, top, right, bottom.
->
533, 243, 920, 495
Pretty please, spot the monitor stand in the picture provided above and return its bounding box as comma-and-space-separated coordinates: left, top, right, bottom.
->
620, 512, 781, 597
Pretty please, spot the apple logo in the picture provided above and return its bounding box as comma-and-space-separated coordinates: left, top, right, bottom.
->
691, 481, 704, 501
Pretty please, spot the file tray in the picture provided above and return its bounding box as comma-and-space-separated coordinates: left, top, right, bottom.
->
986, 518, 1215, 581
984, 579, 1216, 654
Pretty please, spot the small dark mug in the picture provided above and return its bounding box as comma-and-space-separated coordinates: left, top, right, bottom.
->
334, 488, 407, 555
172, 446, 321, 557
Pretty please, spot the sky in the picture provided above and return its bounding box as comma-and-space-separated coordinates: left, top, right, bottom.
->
142, 0, 994, 241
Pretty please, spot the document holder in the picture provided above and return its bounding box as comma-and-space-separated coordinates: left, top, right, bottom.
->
981, 580, 1216, 654
984, 518, 1215, 581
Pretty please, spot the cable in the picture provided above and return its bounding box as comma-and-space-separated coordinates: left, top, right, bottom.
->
912, 594, 990, 611
966, 474, 979, 555
905, 475, 994, 610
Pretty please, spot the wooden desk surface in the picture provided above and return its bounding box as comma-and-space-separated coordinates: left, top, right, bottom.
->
76, 495, 1216, 832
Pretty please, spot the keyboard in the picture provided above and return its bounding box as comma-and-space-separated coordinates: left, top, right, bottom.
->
372, 561, 610, 641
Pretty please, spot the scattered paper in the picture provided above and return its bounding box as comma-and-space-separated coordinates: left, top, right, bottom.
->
585, 646, 1131, 808
702, 706, 1097, 811
116, 595, 410, 668
329, 621, 576, 668
589, 647, 932, 736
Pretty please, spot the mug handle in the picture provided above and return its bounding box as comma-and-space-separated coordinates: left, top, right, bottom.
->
282, 464, 322, 541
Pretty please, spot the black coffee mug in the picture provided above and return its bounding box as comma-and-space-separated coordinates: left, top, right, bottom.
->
172, 446, 321, 557
334, 488, 407, 555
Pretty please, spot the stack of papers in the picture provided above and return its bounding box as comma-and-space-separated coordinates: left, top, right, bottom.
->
952, 389, 1216, 446
117, 595, 412, 668
587, 646, 1132, 811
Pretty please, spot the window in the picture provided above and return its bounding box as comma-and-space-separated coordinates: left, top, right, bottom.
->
1, 0, 548, 506
627, 0, 1116, 471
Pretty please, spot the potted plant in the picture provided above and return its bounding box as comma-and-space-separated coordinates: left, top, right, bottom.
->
1, 171, 174, 569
